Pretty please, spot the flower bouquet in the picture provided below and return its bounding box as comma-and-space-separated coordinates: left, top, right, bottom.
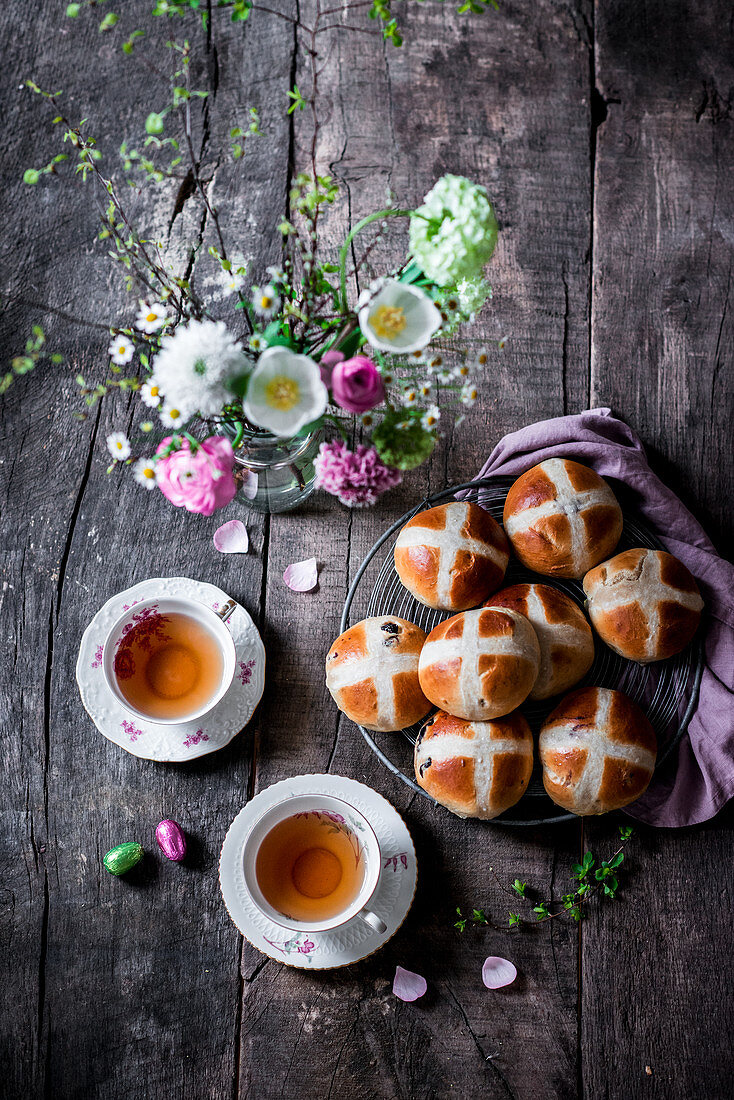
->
8, 2, 501, 516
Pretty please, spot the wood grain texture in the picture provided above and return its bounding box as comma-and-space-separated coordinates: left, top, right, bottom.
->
583, 5, 734, 1098
0, 1, 731, 1099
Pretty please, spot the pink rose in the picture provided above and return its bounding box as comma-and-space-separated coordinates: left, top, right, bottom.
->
330, 355, 385, 413
155, 435, 237, 516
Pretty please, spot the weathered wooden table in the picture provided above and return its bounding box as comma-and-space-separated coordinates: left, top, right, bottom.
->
2, 2, 732, 1097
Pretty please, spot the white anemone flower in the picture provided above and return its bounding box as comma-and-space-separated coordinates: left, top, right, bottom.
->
244, 346, 328, 437
251, 284, 281, 320
133, 458, 158, 489
140, 380, 163, 408
149, 319, 250, 419
135, 301, 168, 334
421, 405, 441, 431
106, 432, 131, 461
358, 278, 441, 354
108, 335, 135, 365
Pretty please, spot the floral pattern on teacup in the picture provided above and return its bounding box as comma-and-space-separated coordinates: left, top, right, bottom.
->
238, 658, 256, 685
263, 934, 316, 960
91, 644, 104, 669
292, 809, 364, 867
384, 852, 408, 872
121, 719, 144, 743
183, 729, 209, 748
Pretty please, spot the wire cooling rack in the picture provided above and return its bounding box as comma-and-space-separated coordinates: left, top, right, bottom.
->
340, 477, 704, 826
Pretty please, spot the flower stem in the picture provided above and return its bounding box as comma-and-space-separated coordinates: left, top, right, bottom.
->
338, 208, 412, 315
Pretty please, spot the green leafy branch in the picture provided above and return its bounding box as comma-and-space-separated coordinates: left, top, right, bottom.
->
454, 826, 635, 933
0, 326, 64, 395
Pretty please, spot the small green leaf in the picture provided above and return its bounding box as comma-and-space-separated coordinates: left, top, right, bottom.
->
23, 168, 41, 185
145, 112, 165, 136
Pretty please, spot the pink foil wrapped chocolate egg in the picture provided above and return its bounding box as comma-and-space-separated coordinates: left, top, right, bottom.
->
155, 819, 187, 862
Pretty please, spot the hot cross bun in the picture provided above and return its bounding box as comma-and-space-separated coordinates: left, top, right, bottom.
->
414, 710, 534, 819
488, 583, 594, 700
582, 548, 703, 663
503, 459, 623, 578
394, 501, 510, 611
418, 606, 540, 721
539, 687, 657, 815
325, 616, 432, 732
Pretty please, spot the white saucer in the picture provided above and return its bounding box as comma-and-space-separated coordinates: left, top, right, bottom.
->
76, 577, 266, 762
219, 774, 417, 969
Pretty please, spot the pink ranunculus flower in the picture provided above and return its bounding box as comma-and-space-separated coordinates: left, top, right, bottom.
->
330, 355, 385, 413
155, 435, 237, 516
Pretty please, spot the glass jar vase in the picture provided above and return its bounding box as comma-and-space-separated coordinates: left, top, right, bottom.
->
226, 425, 324, 514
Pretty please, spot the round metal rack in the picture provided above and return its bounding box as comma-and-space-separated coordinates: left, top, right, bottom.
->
340, 478, 704, 826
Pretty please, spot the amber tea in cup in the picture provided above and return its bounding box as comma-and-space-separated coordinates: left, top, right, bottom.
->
114, 610, 224, 721
255, 811, 366, 923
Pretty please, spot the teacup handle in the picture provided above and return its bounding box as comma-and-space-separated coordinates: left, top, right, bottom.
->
215, 599, 237, 624
356, 907, 387, 935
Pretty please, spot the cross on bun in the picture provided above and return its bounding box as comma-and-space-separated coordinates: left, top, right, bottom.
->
414, 710, 534, 819
488, 583, 594, 700
325, 616, 432, 732
539, 687, 657, 815
394, 501, 510, 611
503, 459, 623, 578
582, 548, 703, 664
418, 606, 540, 721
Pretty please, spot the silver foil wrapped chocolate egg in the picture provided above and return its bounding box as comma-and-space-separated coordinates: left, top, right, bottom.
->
155, 819, 187, 862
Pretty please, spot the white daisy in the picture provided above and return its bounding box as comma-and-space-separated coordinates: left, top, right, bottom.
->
498, 335, 509, 350
220, 269, 246, 296
453, 362, 472, 379
402, 388, 418, 407
426, 354, 445, 374
149, 319, 250, 419
106, 432, 131, 461
421, 405, 441, 431
251, 284, 281, 320
243, 346, 328, 437
266, 265, 286, 284
108, 334, 134, 365
140, 380, 163, 408
249, 333, 268, 352
160, 406, 186, 429
360, 412, 377, 428
474, 347, 490, 368
419, 382, 432, 397
132, 457, 158, 489
436, 369, 453, 385
381, 371, 394, 386
135, 301, 168, 335
461, 382, 479, 406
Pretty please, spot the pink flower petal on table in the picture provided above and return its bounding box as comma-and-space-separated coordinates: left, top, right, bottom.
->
482, 957, 517, 989
283, 557, 318, 592
213, 519, 249, 554
393, 966, 427, 1002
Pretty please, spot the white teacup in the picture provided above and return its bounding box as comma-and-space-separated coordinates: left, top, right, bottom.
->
101, 595, 237, 726
243, 793, 387, 935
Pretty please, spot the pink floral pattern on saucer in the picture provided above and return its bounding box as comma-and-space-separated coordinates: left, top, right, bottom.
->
76, 577, 266, 762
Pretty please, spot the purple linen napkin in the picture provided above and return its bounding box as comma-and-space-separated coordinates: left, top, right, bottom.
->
473, 407, 734, 827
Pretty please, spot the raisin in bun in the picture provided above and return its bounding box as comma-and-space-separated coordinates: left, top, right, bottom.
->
418, 607, 540, 721
539, 687, 657, 815
488, 583, 594, 700
582, 548, 703, 663
414, 710, 534, 819
503, 459, 623, 579
325, 616, 432, 732
394, 501, 510, 611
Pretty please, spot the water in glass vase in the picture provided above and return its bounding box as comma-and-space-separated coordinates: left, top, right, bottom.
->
228, 426, 324, 514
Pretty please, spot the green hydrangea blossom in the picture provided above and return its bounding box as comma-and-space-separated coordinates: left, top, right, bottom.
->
456, 275, 492, 318
409, 175, 498, 287
372, 408, 436, 470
